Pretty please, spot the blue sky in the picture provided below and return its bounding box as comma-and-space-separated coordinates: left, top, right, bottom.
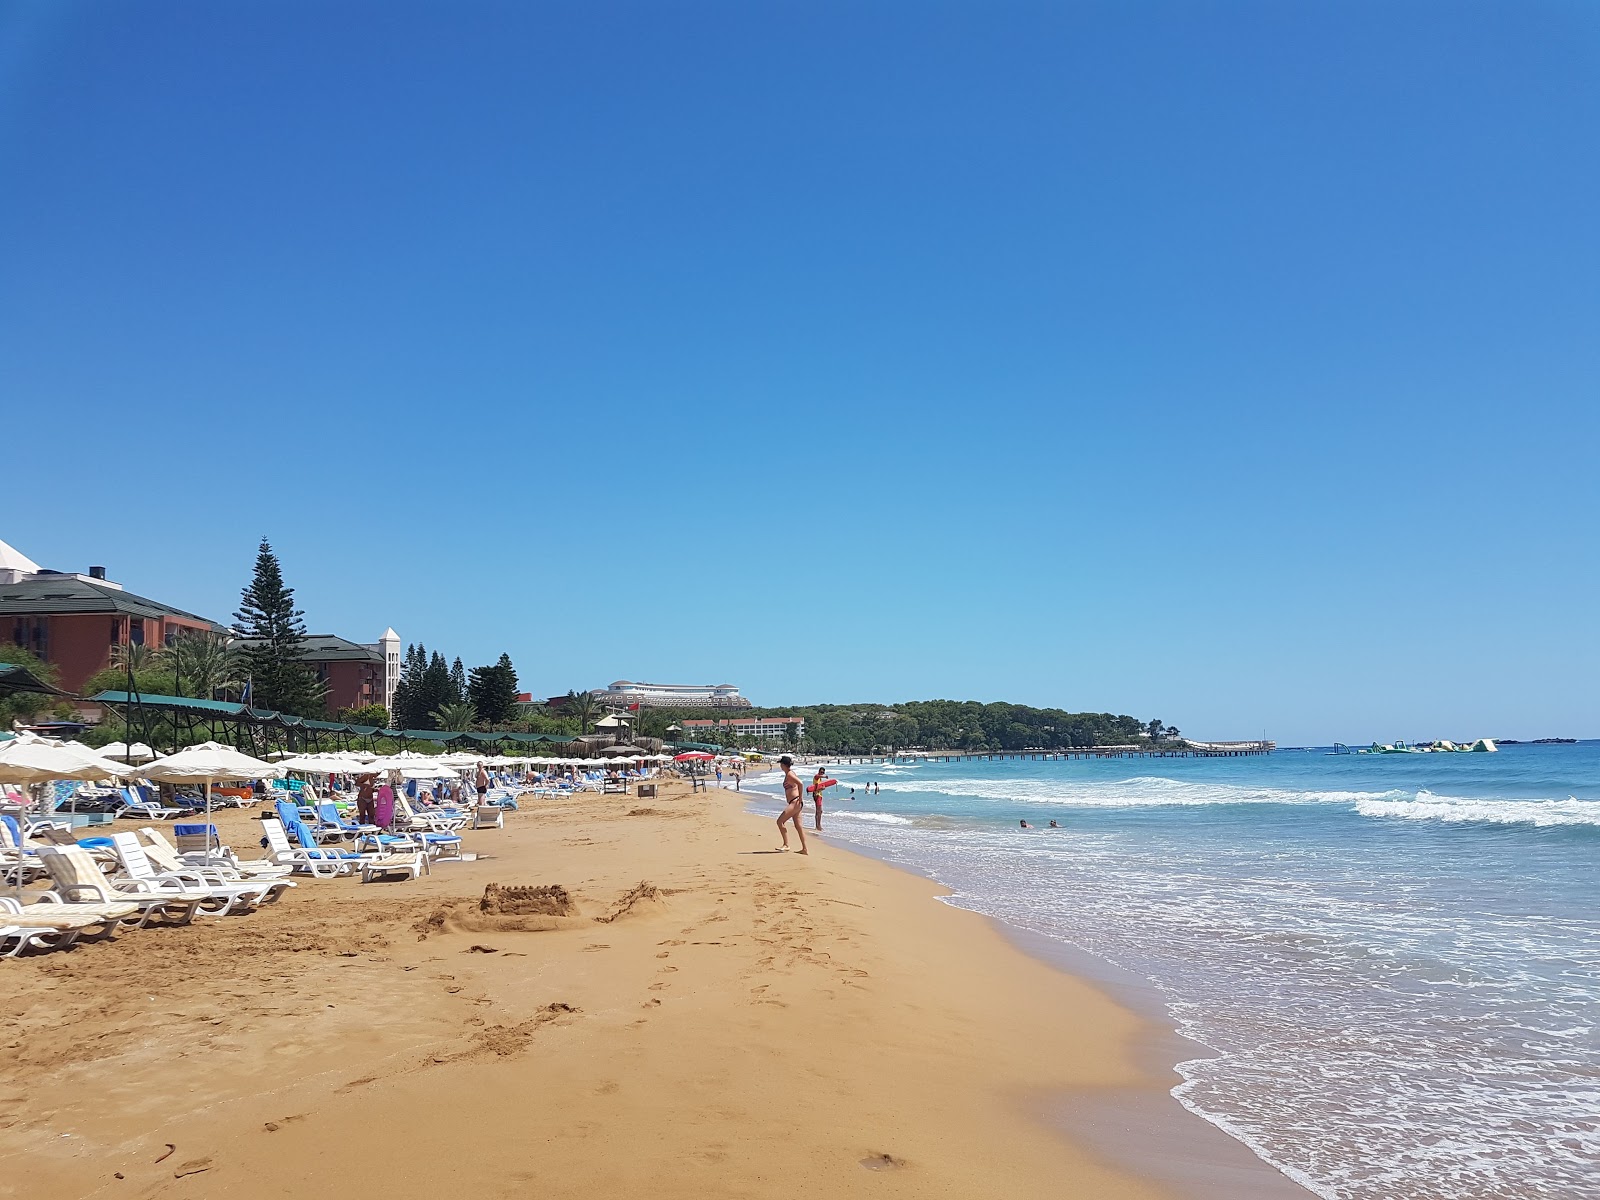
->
4, 1, 1597, 744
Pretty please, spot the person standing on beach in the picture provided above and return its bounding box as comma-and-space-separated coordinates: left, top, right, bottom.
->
355, 773, 377, 826
475, 761, 489, 803
812, 766, 830, 831
777, 755, 808, 854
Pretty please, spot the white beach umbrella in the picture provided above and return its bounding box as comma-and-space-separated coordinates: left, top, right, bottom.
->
0, 739, 134, 896
143, 742, 283, 858
277, 755, 371, 775
98, 740, 158, 762
0, 737, 135, 784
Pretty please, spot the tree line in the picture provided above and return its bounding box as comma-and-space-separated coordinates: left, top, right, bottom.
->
657, 700, 1172, 754
388, 645, 521, 732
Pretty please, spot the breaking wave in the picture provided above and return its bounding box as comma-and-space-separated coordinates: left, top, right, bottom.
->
867, 773, 1409, 809
1355, 792, 1600, 828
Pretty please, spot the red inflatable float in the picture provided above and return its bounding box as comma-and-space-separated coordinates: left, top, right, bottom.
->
807, 778, 839, 794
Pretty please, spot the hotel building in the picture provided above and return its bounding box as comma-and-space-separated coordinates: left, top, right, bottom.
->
681, 716, 805, 742
589, 681, 752, 709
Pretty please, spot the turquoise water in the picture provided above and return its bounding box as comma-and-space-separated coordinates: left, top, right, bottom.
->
749, 743, 1599, 1199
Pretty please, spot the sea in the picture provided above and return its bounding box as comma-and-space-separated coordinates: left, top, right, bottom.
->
746, 742, 1599, 1199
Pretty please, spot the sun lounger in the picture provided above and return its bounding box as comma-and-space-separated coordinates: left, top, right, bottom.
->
316, 802, 379, 839
35, 845, 206, 926
396, 795, 468, 832
115, 787, 183, 821
261, 818, 363, 878
391, 798, 464, 859
472, 805, 504, 830
0, 895, 135, 951
0, 920, 78, 957
360, 853, 428, 883
111, 832, 291, 912
140, 827, 293, 882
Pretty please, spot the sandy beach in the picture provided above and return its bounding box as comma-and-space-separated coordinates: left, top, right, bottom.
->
2, 781, 1296, 1199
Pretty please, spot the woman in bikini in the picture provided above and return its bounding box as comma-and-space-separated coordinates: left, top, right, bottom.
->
777, 756, 808, 854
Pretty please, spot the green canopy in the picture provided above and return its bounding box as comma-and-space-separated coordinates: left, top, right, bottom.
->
0, 662, 73, 698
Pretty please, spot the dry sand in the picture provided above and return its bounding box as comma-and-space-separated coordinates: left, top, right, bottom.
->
0, 782, 1274, 1199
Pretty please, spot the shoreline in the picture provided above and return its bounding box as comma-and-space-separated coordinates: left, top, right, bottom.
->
738, 768, 1317, 1199
5, 779, 1285, 1198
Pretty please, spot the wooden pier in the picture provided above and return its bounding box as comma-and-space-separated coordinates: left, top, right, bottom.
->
827, 741, 1274, 766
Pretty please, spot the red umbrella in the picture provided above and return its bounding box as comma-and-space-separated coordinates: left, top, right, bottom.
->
673, 752, 714, 762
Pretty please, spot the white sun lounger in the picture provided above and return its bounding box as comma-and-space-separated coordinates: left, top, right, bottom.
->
261, 818, 363, 878
360, 853, 428, 884
137, 826, 295, 889
0, 896, 132, 955
111, 832, 291, 914
36, 845, 207, 926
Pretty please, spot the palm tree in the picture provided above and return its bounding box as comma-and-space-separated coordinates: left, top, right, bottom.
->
430, 701, 479, 734
565, 689, 598, 734
160, 631, 241, 699
112, 641, 155, 672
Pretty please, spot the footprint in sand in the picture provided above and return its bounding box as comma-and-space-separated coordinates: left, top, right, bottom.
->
860, 1153, 906, 1171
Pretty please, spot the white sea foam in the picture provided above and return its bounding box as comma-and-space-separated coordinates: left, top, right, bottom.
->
831, 811, 913, 825
874, 773, 1409, 809
1356, 792, 1600, 828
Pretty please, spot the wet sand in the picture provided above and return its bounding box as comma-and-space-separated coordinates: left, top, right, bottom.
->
0, 781, 1274, 1198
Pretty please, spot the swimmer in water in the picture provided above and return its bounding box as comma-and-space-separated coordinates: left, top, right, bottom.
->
1019, 820, 1030, 828
1049, 820, 1060, 828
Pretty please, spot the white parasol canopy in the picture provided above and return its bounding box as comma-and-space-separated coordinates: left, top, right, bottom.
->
0, 736, 135, 784
143, 742, 283, 784
143, 742, 283, 860
98, 741, 158, 762
277, 755, 371, 775
0, 737, 134, 896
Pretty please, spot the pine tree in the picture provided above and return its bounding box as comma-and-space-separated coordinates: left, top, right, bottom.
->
234, 538, 325, 717
391, 642, 430, 728
469, 653, 521, 727
449, 657, 467, 705
415, 652, 454, 729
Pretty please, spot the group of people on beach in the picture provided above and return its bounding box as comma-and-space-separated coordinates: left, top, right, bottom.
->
771, 758, 879, 850
769, 758, 1062, 852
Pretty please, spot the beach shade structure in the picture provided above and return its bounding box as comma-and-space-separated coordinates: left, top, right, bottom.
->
674, 752, 714, 763
593, 714, 631, 729
98, 741, 158, 763
142, 742, 283, 859
0, 662, 74, 699
600, 744, 647, 757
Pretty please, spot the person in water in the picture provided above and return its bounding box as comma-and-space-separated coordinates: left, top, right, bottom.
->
777, 756, 809, 854
1019, 819, 1031, 829
1049, 820, 1060, 828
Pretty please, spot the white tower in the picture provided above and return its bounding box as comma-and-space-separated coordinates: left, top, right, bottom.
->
0, 537, 40, 586
379, 628, 401, 713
